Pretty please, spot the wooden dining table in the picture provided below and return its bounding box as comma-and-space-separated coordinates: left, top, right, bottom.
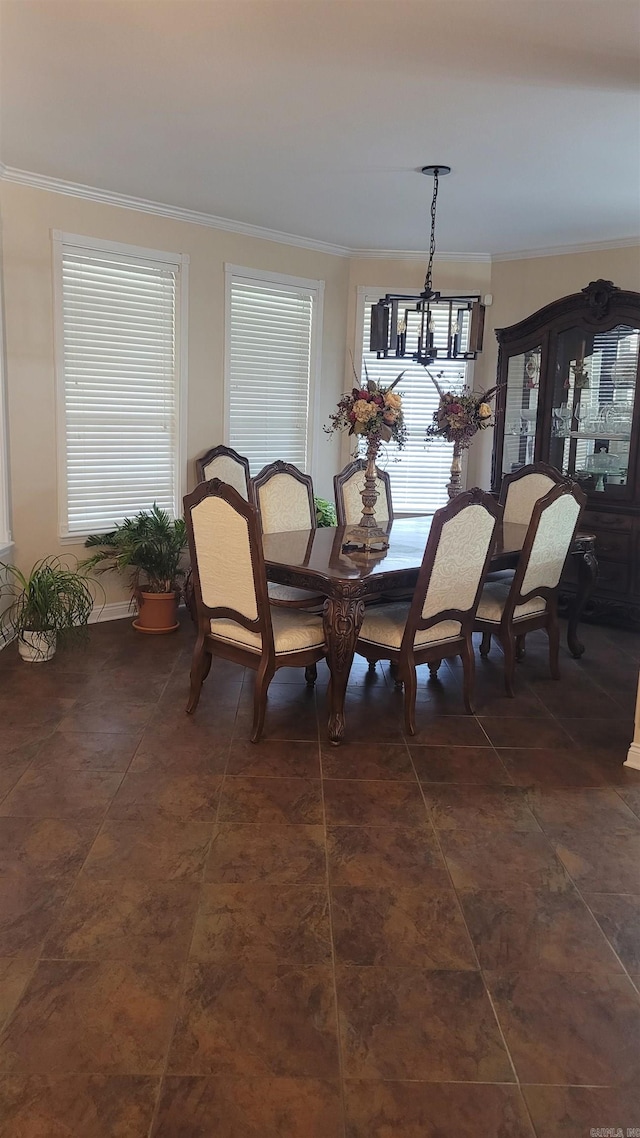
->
263, 516, 597, 744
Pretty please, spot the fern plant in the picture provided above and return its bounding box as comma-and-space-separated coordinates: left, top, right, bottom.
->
82, 503, 188, 595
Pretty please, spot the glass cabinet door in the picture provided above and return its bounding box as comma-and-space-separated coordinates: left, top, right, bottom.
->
549, 324, 639, 497
501, 345, 542, 479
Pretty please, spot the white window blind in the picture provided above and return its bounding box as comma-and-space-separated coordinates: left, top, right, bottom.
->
55, 235, 184, 536
359, 292, 472, 513
227, 271, 320, 474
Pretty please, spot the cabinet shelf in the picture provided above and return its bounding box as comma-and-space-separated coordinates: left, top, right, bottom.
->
554, 432, 632, 442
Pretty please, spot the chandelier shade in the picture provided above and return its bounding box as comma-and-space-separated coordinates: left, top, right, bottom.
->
370, 166, 485, 367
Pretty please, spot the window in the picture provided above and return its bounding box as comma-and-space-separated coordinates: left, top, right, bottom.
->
225, 265, 324, 475
53, 232, 188, 538
356, 288, 474, 513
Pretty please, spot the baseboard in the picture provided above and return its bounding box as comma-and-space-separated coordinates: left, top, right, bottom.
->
624, 741, 640, 771
89, 600, 133, 624
0, 602, 133, 650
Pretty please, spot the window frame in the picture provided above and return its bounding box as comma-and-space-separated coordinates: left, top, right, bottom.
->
224, 263, 324, 481
354, 284, 474, 515
52, 230, 189, 542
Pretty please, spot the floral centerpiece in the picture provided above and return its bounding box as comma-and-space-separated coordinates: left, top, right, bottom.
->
326, 367, 408, 452
425, 371, 499, 498
325, 365, 407, 549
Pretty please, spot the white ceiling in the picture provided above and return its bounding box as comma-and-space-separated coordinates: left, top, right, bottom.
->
1, 0, 639, 255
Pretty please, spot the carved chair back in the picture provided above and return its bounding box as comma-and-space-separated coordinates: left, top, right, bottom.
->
500, 461, 567, 527
195, 445, 251, 499
250, 460, 316, 534
334, 458, 393, 526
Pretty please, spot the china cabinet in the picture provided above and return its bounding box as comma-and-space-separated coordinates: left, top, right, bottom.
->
491, 280, 640, 627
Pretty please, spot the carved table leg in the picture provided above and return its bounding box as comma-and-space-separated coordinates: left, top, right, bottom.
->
324, 590, 366, 744
567, 547, 598, 658
428, 661, 442, 679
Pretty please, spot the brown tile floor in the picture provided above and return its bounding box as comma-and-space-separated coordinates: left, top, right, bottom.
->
0, 616, 639, 1136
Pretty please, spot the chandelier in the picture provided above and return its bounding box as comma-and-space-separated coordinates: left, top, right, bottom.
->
370, 165, 485, 367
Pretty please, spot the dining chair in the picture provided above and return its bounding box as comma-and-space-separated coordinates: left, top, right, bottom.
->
500, 461, 567, 525
485, 461, 568, 597
250, 460, 326, 610
183, 478, 326, 742
354, 488, 501, 734
475, 480, 586, 695
334, 457, 393, 526
195, 444, 251, 497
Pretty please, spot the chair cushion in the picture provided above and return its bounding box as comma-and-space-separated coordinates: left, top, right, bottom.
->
268, 582, 325, 606
210, 607, 325, 656
357, 601, 462, 652
476, 581, 547, 624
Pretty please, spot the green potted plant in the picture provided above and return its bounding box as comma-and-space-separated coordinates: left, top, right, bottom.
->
82, 503, 187, 634
0, 557, 97, 662
314, 496, 337, 527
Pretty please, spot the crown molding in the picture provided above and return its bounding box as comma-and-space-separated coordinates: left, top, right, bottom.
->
0, 163, 352, 258
1, 163, 637, 263
349, 248, 492, 263
492, 236, 640, 262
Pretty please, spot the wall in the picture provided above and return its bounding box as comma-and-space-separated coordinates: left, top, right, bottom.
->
0, 175, 637, 611
468, 244, 640, 487
0, 180, 350, 604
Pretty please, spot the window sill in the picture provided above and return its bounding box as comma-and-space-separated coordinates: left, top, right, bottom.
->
59, 533, 93, 547
0, 540, 14, 560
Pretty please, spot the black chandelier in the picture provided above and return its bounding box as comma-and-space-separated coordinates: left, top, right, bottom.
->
370, 166, 485, 367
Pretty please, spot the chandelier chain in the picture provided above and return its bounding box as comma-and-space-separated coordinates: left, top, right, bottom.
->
424, 166, 439, 296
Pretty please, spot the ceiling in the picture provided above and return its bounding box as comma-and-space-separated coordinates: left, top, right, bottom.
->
1, 0, 639, 255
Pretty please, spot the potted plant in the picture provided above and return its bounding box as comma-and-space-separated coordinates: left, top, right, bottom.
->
0, 557, 97, 661
82, 503, 187, 634
314, 496, 337, 528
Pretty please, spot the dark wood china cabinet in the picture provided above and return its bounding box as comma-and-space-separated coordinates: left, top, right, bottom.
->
492, 280, 640, 627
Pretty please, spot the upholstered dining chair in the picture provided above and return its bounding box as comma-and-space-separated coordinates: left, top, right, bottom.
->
183, 478, 327, 743
354, 488, 501, 735
475, 480, 586, 695
250, 460, 326, 611
334, 458, 393, 526
195, 444, 251, 498
485, 461, 568, 595
500, 461, 567, 526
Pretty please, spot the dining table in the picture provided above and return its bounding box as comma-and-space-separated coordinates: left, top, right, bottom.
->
263, 516, 598, 744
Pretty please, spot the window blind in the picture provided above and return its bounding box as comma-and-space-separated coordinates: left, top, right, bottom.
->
58, 243, 180, 535
360, 295, 472, 513
228, 278, 314, 473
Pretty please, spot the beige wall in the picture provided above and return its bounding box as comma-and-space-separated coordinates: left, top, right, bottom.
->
0, 176, 638, 608
0, 181, 350, 603
468, 244, 640, 487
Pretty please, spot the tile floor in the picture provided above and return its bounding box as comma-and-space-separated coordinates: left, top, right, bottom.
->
0, 615, 639, 1136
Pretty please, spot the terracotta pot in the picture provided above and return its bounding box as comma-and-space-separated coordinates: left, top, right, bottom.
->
133, 591, 179, 634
